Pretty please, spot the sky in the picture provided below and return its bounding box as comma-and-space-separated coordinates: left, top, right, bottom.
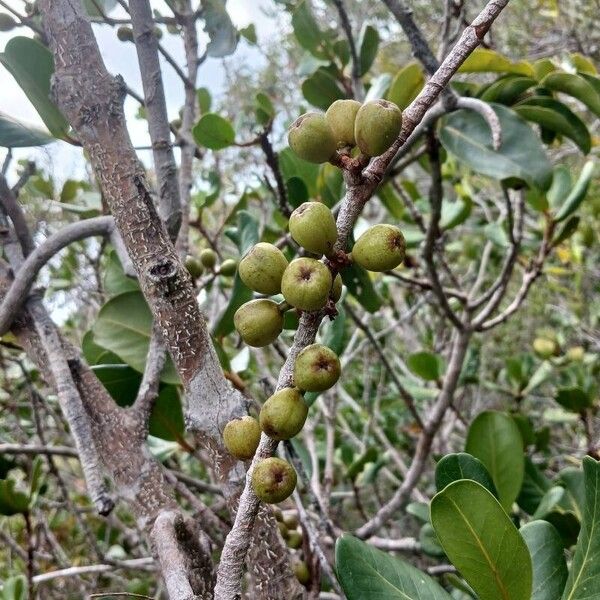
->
0, 0, 276, 184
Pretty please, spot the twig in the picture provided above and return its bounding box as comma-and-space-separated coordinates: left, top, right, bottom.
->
33, 558, 154, 584
332, 0, 363, 99
260, 129, 292, 217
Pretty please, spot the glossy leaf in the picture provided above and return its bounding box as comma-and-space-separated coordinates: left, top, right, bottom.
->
479, 75, 536, 105
358, 25, 379, 76
387, 63, 425, 109
92, 291, 179, 384
335, 534, 452, 600
518, 458, 552, 515
193, 113, 236, 150
435, 452, 498, 497
554, 161, 595, 223
278, 148, 319, 198
465, 410, 524, 512
197, 87, 212, 114
407, 351, 445, 381
459, 48, 534, 76
148, 386, 184, 442
561, 458, 600, 599
302, 68, 346, 110
440, 104, 552, 190
542, 72, 600, 118
555, 386, 593, 413
0, 37, 69, 138
515, 96, 591, 154
0, 112, 53, 148
430, 480, 532, 600
520, 521, 568, 600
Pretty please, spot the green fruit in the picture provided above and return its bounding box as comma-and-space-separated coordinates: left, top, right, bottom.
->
286, 531, 303, 549
219, 259, 238, 277
283, 514, 299, 530
281, 258, 333, 311
566, 346, 585, 362
294, 344, 341, 392
0, 13, 16, 31
325, 99, 362, 147
184, 256, 204, 279
273, 507, 284, 521
223, 416, 261, 460
154, 26, 163, 39
200, 248, 217, 269
354, 99, 403, 157
352, 224, 405, 272
533, 338, 557, 358
171, 118, 182, 130
117, 26, 134, 42
331, 273, 343, 302
234, 299, 283, 347
278, 521, 289, 539
239, 243, 288, 295
259, 387, 308, 441
252, 457, 297, 504
288, 112, 337, 164
289, 202, 337, 256
293, 560, 310, 585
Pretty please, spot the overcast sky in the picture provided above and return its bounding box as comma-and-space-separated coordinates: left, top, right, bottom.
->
0, 0, 275, 184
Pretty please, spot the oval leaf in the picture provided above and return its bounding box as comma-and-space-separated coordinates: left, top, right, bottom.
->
0, 112, 53, 148
302, 68, 347, 110
387, 62, 425, 110
554, 161, 595, 223
430, 480, 532, 600
465, 410, 525, 512
193, 113, 235, 150
440, 104, 552, 190
520, 521, 568, 600
542, 72, 600, 118
407, 351, 445, 381
358, 25, 379, 76
459, 48, 534, 76
435, 452, 498, 497
335, 534, 452, 600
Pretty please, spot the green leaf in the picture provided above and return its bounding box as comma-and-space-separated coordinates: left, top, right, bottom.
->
553, 216, 580, 247
555, 386, 593, 413
561, 458, 600, 599
0, 37, 69, 138
365, 73, 392, 102
302, 67, 346, 110
570, 53, 597, 75
341, 262, 382, 313
193, 113, 236, 150
92, 291, 179, 385
92, 364, 142, 406
515, 96, 591, 154
292, 0, 326, 58
440, 104, 552, 190
255, 92, 275, 125
435, 452, 497, 497
459, 48, 534, 76
558, 467, 585, 521
148, 385, 184, 442
202, 0, 238, 57
518, 457, 552, 515
554, 161, 595, 222
377, 184, 405, 219
335, 534, 453, 599
520, 521, 568, 600
547, 165, 572, 209
407, 351, 445, 381
440, 196, 471, 230
387, 63, 425, 110
542, 72, 600, 118
197, 88, 212, 114
347, 447, 378, 481
358, 25, 379, 76
430, 480, 532, 600
0, 112, 53, 148
1, 575, 27, 600
465, 410, 525, 512
239, 23, 257, 44
484, 222, 510, 248
279, 147, 320, 198
479, 75, 536, 105
0, 479, 30, 516
285, 176, 309, 207
103, 251, 139, 296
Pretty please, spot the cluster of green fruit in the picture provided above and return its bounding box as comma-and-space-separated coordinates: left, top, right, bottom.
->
233, 201, 406, 348
184, 248, 237, 280
274, 509, 311, 586
288, 98, 403, 163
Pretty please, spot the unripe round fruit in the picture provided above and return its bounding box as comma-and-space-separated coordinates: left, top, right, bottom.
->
273, 507, 284, 521
223, 416, 261, 460
286, 531, 303, 549
0, 13, 16, 31
352, 224, 405, 272
184, 256, 204, 279
294, 344, 341, 392
281, 258, 333, 311
566, 346, 585, 362
293, 560, 310, 585
288, 112, 337, 164
325, 99, 362, 147
234, 299, 283, 347
200, 248, 217, 269
260, 387, 308, 441
331, 273, 343, 302
283, 514, 299, 530
239, 242, 288, 295
154, 26, 163, 39
354, 99, 402, 157
252, 457, 297, 504
219, 258, 237, 277
117, 26, 134, 42
278, 521, 289, 539
533, 337, 557, 359
289, 202, 337, 256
